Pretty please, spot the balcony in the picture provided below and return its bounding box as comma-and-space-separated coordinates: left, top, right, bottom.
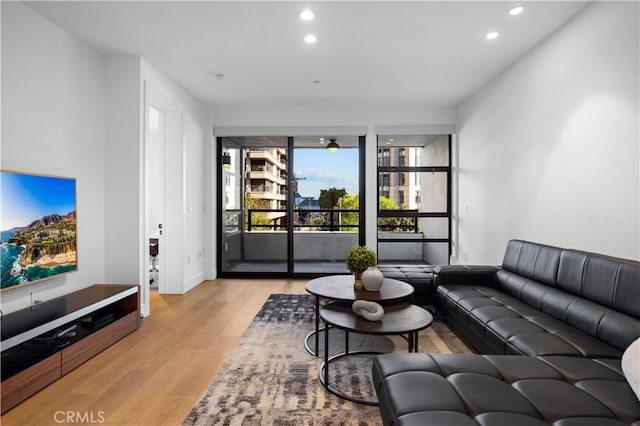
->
247, 186, 286, 201
222, 208, 441, 267
246, 150, 286, 170
247, 169, 286, 185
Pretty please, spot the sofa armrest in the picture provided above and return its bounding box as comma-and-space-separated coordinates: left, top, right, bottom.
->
433, 265, 500, 286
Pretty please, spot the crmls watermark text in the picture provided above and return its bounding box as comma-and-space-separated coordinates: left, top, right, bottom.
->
54, 411, 105, 424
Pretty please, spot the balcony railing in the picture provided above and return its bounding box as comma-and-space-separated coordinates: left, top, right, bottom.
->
243, 208, 419, 232
247, 208, 358, 231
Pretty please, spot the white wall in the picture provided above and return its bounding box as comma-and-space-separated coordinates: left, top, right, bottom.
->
104, 56, 143, 288
182, 113, 206, 290
1, 2, 107, 313
456, 2, 639, 264
212, 104, 455, 128
1, 3, 210, 315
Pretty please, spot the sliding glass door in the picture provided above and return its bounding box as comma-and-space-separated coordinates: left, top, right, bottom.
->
218, 137, 288, 273
292, 136, 363, 273
217, 135, 364, 276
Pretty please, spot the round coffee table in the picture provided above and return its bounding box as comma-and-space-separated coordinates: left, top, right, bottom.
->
319, 302, 433, 405
304, 275, 414, 356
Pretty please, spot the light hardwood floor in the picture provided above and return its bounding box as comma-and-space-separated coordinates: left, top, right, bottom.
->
1, 279, 307, 426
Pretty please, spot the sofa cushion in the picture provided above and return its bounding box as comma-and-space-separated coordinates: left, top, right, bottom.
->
507, 332, 622, 358
493, 268, 640, 352
437, 284, 626, 358
373, 353, 640, 426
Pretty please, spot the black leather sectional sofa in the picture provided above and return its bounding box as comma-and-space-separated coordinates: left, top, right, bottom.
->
373, 240, 640, 426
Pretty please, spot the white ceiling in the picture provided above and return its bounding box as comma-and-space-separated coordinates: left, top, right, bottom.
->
26, 1, 588, 111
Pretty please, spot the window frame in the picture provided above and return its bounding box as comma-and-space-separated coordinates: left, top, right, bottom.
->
376, 136, 452, 258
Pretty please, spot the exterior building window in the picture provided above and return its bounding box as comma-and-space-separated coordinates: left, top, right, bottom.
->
378, 148, 391, 166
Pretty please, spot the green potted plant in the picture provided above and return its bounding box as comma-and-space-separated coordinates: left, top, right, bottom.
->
345, 246, 377, 289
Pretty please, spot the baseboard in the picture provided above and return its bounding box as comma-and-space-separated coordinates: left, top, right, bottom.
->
185, 272, 206, 292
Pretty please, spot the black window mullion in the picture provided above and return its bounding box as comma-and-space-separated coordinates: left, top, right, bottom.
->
447, 135, 452, 258
378, 211, 449, 218
378, 166, 449, 173
359, 135, 366, 246
286, 136, 294, 273
216, 137, 222, 276
378, 238, 449, 243
376, 135, 380, 254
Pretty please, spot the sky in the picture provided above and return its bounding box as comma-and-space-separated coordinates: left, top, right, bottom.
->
293, 148, 359, 199
1, 172, 76, 230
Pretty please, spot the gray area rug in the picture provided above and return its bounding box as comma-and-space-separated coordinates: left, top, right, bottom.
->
184, 294, 472, 426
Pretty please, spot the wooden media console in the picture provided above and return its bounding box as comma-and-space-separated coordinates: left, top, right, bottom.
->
0, 284, 139, 413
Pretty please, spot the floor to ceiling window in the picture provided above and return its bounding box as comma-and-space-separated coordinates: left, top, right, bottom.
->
376, 134, 451, 265
217, 135, 364, 276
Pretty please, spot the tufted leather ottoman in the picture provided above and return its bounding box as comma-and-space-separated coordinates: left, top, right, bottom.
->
378, 265, 435, 305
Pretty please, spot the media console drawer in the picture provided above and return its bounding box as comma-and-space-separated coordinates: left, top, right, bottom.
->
1, 353, 61, 412
62, 311, 139, 375
0, 284, 139, 414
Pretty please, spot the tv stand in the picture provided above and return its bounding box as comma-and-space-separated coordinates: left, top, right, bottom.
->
0, 284, 139, 413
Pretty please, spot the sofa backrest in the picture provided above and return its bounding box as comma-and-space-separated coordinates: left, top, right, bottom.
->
557, 249, 640, 318
498, 239, 640, 351
502, 240, 562, 286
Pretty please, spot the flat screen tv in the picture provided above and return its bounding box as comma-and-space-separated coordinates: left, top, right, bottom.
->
1, 171, 77, 290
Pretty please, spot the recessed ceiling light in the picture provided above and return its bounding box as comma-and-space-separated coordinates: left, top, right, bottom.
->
299, 9, 315, 21
509, 6, 524, 16
313, 80, 321, 85
486, 32, 499, 40
304, 34, 317, 44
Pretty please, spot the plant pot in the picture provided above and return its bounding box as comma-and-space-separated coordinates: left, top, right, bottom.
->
362, 266, 384, 291
354, 272, 364, 290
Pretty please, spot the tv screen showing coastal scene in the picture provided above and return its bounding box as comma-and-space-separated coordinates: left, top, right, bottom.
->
1, 171, 77, 290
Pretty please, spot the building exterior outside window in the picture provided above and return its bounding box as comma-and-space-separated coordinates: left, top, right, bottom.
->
245, 148, 287, 211
377, 147, 418, 209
